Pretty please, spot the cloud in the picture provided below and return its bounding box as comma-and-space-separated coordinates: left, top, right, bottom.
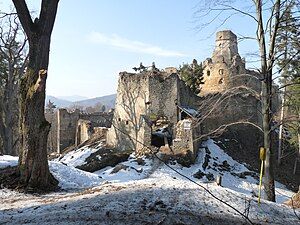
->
87, 32, 186, 57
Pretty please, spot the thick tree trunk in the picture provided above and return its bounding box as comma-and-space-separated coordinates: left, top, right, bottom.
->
18, 36, 58, 191
11, 0, 60, 192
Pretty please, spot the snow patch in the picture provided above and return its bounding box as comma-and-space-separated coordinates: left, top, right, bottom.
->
94, 154, 153, 182
54, 145, 102, 167
0, 155, 18, 169
49, 161, 102, 189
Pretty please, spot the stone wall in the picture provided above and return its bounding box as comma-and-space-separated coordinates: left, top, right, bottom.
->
80, 112, 112, 128
201, 30, 247, 95
45, 112, 57, 153
57, 109, 80, 153
75, 119, 93, 146
201, 93, 261, 134
106, 72, 150, 151
107, 70, 203, 158
46, 109, 113, 153
148, 74, 179, 125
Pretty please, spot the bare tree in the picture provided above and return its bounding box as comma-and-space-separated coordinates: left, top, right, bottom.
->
0, 13, 28, 156
11, 0, 60, 192
194, 0, 298, 201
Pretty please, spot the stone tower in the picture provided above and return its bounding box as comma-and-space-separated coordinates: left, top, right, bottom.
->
201, 30, 246, 95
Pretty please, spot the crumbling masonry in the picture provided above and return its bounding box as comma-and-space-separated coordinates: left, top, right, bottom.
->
106, 30, 279, 162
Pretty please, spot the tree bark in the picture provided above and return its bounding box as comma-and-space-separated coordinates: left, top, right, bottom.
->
12, 0, 59, 192
255, 0, 279, 202
18, 35, 58, 191
261, 73, 276, 202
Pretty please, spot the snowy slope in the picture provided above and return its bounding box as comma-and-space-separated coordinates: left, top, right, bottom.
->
0, 155, 102, 190
53, 144, 103, 167
0, 139, 299, 225
0, 175, 299, 225
0, 155, 18, 169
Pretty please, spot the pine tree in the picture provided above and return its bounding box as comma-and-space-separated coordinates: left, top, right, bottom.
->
275, 0, 300, 164
179, 59, 204, 95
45, 100, 56, 114
276, 0, 300, 81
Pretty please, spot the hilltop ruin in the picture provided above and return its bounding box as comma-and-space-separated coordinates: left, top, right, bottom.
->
47, 30, 279, 165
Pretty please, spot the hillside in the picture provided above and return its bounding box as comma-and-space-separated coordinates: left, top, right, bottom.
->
73, 94, 116, 109
1, 139, 299, 225
46, 95, 73, 108
45, 94, 116, 110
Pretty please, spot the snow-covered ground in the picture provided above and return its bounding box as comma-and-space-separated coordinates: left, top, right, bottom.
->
53, 142, 104, 167
0, 139, 299, 225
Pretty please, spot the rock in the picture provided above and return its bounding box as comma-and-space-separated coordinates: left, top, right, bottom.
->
193, 170, 205, 179
206, 173, 214, 181
110, 164, 129, 174
76, 148, 132, 172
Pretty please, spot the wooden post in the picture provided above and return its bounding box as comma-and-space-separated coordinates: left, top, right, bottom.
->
216, 175, 222, 186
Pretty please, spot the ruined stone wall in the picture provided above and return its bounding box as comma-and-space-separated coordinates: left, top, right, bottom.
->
57, 109, 80, 153
79, 112, 112, 128
45, 112, 57, 153
46, 109, 113, 153
212, 30, 239, 64
76, 119, 92, 146
201, 94, 261, 134
178, 79, 201, 109
201, 30, 247, 95
148, 74, 179, 125
107, 70, 203, 155
106, 72, 150, 151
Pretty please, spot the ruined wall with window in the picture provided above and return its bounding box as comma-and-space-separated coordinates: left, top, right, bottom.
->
107, 69, 202, 163
201, 30, 248, 95
199, 30, 265, 133
106, 72, 150, 151
46, 109, 113, 153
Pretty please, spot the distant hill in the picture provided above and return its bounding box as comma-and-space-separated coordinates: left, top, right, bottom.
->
45, 94, 116, 109
74, 94, 117, 109
46, 96, 73, 108
57, 95, 88, 102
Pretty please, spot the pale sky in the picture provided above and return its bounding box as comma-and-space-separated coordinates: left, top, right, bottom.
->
1, 0, 259, 98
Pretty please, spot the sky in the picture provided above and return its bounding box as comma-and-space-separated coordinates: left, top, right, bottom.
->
1, 0, 259, 98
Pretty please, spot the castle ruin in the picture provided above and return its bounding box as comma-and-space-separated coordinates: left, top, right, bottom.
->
106, 69, 201, 161
105, 30, 278, 162
48, 30, 279, 164
46, 109, 113, 153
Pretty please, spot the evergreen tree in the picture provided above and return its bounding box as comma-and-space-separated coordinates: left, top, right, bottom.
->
179, 59, 204, 95
275, 0, 300, 160
276, 0, 300, 81
45, 100, 56, 114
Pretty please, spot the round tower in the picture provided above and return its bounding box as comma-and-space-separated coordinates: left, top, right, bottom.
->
201, 30, 246, 96
212, 30, 238, 64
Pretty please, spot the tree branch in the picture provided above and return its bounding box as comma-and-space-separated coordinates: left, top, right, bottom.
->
11, 0, 33, 36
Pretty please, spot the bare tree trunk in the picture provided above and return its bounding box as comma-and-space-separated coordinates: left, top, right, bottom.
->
294, 113, 300, 174
12, 0, 60, 191
3, 70, 18, 156
18, 35, 58, 191
255, 0, 279, 202
261, 74, 276, 201
0, 118, 5, 155
277, 87, 286, 165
